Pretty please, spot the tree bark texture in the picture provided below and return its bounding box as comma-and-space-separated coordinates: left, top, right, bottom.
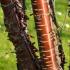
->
31, 0, 65, 70
0, 0, 38, 70
48, 0, 65, 69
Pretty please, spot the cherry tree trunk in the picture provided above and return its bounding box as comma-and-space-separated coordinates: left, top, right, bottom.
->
0, 0, 37, 70
31, 0, 65, 70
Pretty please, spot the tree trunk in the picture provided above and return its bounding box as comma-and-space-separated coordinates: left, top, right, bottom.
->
0, 0, 37, 70
49, 0, 65, 69
31, 0, 65, 70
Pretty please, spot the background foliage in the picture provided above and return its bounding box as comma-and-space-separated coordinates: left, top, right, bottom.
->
0, 0, 70, 70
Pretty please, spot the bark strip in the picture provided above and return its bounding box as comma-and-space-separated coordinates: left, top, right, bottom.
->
31, 0, 63, 70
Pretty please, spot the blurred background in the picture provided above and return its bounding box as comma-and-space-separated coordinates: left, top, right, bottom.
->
0, 0, 70, 70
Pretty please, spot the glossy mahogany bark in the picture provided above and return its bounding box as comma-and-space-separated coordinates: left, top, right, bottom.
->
31, 0, 61, 70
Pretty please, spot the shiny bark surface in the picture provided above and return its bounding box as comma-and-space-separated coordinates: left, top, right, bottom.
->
31, 0, 61, 70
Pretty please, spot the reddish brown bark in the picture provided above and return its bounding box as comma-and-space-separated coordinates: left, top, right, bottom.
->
0, 0, 38, 70
49, 0, 65, 69
0, 0, 65, 70
31, 0, 62, 70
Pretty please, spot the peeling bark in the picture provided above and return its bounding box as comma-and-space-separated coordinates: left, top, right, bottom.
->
0, 0, 38, 70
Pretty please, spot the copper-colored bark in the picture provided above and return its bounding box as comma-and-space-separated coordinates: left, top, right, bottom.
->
31, 0, 61, 70
49, 1, 65, 69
